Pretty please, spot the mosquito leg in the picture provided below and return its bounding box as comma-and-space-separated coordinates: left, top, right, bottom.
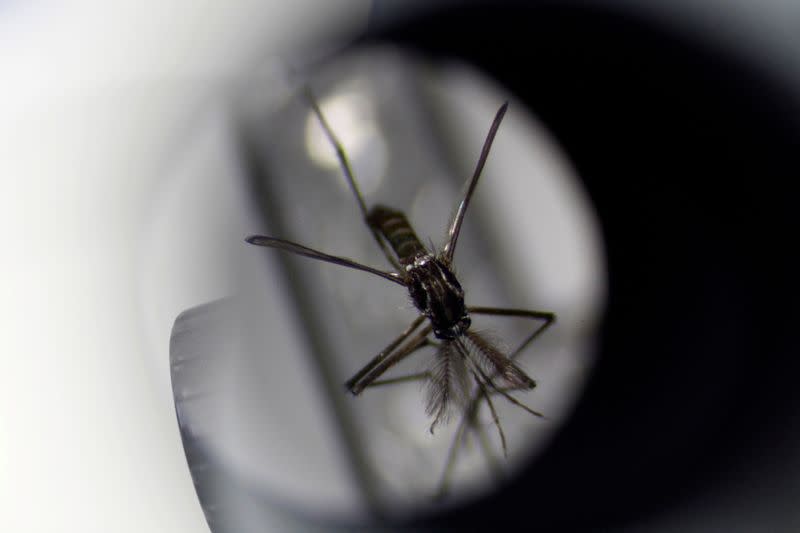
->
474, 365, 546, 419
471, 370, 508, 457
366, 371, 430, 388
246, 235, 405, 286
434, 342, 510, 499
462, 307, 554, 418
434, 413, 470, 500
434, 380, 501, 500
350, 324, 434, 394
442, 102, 509, 264
302, 87, 402, 271
439, 309, 553, 486
356, 346, 508, 500
344, 315, 425, 393
468, 306, 556, 360
453, 338, 510, 456
471, 401, 503, 481
364, 359, 539, 390
441, 370, 546, 492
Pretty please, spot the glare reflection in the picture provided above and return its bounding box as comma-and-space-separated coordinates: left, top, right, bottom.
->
304, 89, 387, 196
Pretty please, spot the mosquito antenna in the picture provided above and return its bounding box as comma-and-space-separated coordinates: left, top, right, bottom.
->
472, 361, 546, 419
435, 414, 470, 500
443, 102, 508, 264
455, 337, 509, 455
471, 369, 508, 457
302, 87, 401, 270
245, 235, 405, 286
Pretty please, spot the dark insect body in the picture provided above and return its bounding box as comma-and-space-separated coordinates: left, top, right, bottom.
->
368, 206, 470, 340
246, 88, 555, 488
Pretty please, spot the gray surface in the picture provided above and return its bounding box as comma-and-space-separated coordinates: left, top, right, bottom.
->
166, 48, 606, 527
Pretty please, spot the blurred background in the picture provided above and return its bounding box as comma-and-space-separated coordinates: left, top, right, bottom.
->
0, 1, 371, 532
3, 1, 800, 532
163, 43, 605, 528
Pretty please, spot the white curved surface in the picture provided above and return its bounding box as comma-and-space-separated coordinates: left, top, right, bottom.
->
0, 2, 368, 532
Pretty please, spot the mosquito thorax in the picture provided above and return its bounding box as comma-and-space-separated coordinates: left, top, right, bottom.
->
405, 254, 471, 340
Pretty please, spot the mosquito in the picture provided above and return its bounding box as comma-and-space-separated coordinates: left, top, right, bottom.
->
246, 88, 555, 490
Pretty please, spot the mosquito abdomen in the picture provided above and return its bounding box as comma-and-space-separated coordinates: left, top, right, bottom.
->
367, 205, 427, 265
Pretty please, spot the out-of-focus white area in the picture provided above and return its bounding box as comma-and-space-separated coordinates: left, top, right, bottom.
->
0, 2, 368, 532
305, 89, 389, 197
146, 103, 367, 519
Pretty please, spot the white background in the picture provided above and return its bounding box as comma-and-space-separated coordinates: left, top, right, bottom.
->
0, 2, 368, 531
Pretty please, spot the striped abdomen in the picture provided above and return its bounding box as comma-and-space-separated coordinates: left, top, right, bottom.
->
366, 205, 427, 265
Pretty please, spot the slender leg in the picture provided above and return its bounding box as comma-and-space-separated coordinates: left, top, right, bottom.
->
473, 415, 503, 481
350, 325, 433, 394
461, 322, 548, 419
443, 102, 509, 264
367, 371, 430, 388
434, 378, 504, 500
364, 339, 442, 388
303, 87, 402, 271
246, 235, 405, 286
359, 354, 505, 501
353, 332, 479, 390
435, 413, 470, 500
470, 369, 508, 456
345, 315, 426, 393
468, 306, 556, 360
473, 365, 546, 419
